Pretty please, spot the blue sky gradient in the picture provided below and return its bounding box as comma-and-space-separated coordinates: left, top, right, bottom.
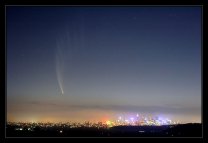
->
7, 6, 201, 123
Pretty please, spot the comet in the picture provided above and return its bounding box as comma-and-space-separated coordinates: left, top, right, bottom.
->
61, 87, 64, 95
55, 37, 67, 96
55, 28, 77, 96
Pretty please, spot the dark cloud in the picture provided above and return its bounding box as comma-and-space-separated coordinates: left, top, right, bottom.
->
26, 100, 200, 114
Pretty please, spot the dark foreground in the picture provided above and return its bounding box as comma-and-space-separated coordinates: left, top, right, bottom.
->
6, 123, 202, 137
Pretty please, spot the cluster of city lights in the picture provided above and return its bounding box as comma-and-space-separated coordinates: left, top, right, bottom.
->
106, 114, 179, 127
7, 114, 179, 131
7, 121, 109, 132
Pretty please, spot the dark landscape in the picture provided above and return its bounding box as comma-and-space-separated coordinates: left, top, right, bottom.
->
6, 123, 202, 137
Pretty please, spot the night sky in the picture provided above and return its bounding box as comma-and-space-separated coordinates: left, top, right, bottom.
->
7, 6, 201, 123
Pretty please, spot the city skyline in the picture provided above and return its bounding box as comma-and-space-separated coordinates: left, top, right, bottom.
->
7, 6, 201, 123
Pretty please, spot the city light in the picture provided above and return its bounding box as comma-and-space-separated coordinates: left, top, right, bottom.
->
7, 113, 179, 131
